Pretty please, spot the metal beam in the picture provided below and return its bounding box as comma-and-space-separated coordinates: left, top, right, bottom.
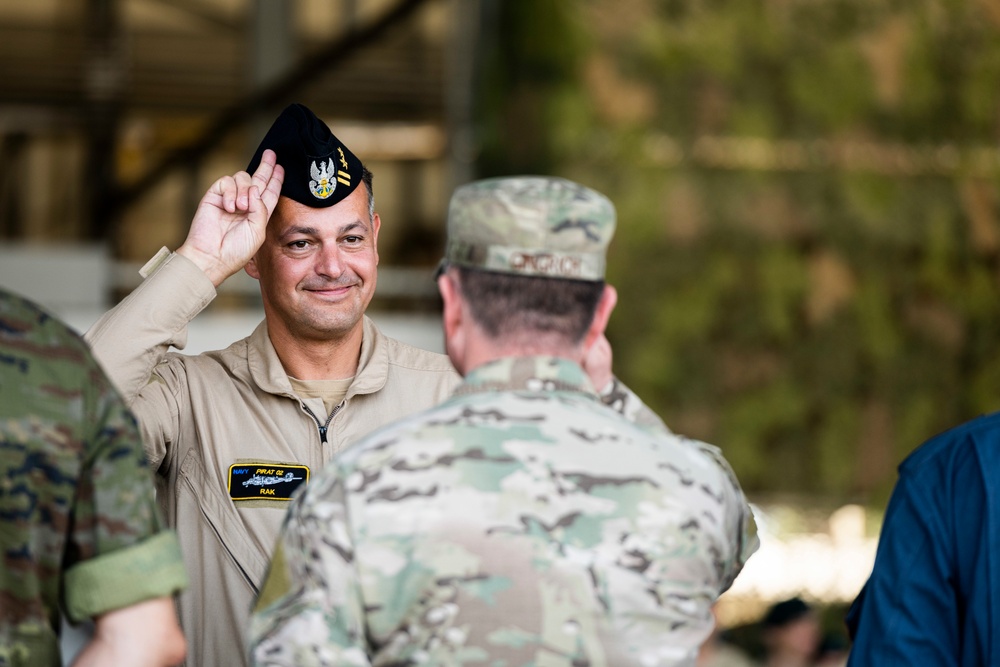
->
113, 0, 434, 216
84, 0, 124, 240
142, 0, 244, 31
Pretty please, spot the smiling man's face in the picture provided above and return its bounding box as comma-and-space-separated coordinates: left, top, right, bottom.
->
246, 184, 380, 344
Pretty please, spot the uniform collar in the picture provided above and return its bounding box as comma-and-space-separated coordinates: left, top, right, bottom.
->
247, 315, 389, 398
454, 355, 597, 398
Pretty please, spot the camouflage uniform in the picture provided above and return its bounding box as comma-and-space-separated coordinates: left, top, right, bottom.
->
249, 356, 757, 666
249, 177, 758, 666
0, 289, 187, 667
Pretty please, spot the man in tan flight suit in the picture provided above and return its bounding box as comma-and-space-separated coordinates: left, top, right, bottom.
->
85, 103, 664, 667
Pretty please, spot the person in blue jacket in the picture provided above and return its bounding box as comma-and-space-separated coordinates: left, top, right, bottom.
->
846, 412, 1000, 665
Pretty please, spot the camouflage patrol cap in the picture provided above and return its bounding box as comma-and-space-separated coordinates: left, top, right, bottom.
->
443, 176, 616, 281
246, 103, 364, 208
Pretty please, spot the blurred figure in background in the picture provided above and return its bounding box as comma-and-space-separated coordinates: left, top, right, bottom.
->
814, 634, 849, 667
0, 288, 188, 667
760, 597, 821, 667
698, 606, 759, 667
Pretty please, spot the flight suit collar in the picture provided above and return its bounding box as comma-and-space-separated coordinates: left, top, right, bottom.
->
246, 316, 389, 399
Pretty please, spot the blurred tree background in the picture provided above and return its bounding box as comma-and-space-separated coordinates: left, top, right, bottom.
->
475, 0, 1000, 508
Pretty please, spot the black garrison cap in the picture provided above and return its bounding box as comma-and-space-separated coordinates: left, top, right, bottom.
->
246, 103, 364, 208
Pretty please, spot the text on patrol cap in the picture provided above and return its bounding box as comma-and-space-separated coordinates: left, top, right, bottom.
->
246, 103, 364, 208
443, 176, 616, 281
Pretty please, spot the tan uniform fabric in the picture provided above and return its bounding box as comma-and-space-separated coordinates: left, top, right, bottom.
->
288, 376, 353, 416
85, 252, 460, 667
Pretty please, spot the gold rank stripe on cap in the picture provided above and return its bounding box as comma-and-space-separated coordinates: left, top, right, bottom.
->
337, 170, 351, 186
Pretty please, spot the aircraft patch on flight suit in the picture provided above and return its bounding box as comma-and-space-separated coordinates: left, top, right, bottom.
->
228, 462, 309, 501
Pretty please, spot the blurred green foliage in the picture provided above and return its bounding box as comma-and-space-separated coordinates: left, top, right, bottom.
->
476, 0, 1000, 505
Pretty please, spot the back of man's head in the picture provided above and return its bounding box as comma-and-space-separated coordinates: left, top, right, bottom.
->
439, 176, 616, 349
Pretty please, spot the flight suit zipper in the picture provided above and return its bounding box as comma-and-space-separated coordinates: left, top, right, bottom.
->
301, 402, 344, 444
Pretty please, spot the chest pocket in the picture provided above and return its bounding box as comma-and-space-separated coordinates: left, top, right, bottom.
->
178, 449, 271, 589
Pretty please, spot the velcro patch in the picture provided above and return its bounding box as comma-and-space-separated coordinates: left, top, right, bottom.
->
229, 463, 309, 501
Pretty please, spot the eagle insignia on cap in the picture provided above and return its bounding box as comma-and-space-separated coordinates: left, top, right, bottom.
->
309, 159, 337, 200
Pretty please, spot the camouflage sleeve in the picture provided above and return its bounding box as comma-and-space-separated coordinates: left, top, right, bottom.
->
592, 362, 753, 574
248, 474, 370, 667
688, 439, 759, 590
62, 358, 188, 621
594, 375, 757, 579
597, 376, 672, 435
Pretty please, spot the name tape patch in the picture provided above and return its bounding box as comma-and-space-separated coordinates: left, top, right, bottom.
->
229, 463, 309, 501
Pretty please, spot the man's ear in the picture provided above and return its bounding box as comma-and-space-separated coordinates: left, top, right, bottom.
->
371, 212, 381, 266
582, 284, 618, 352
437, 270, 467, 372
245, 256, 260, 280
438, 271, 462, 340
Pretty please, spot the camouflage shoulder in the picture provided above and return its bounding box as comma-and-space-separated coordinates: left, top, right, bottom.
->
0, 287, 93, 362
674, 435, 760, 577
597, 375, 671, 435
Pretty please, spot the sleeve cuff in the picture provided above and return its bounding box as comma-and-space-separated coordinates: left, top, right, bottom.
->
64, 531, 188, 622
157, 251, 218, 296
139, 246, 173, 278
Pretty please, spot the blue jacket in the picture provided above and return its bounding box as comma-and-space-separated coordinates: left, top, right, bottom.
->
846, 411, 1000, 665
